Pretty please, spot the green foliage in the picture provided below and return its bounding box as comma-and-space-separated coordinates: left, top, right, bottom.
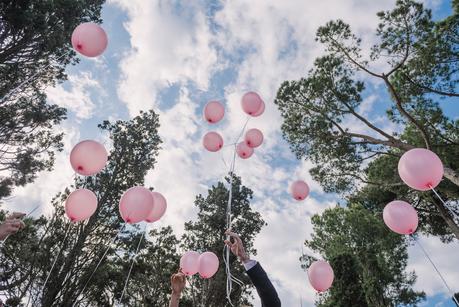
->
0, 110, 163, 306
182, 174, 266, 307
0, 0, 105, 199
302, 204, 425, 307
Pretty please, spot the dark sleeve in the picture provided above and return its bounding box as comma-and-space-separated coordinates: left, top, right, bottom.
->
246, 262, 281, 307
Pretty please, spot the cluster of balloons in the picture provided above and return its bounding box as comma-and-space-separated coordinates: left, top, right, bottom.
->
202, 92, 266, 159
71, 22, 108, 58
180, 251, 219, 279
66, 140, 167, 225
382, 148, 444, 235
290, 180, 310, 201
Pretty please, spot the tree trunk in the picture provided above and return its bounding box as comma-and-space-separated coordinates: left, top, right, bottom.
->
430, 195, 459, 240
444, 166, 459, 188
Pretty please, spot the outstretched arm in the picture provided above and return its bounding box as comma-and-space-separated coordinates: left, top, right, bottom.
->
169, 272, 186, 307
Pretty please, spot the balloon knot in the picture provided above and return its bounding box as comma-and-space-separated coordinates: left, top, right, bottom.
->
77, 166, 83, 171
77, 44, 83, 49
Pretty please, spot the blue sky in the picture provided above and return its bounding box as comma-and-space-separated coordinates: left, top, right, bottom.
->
4, 0, 459, 306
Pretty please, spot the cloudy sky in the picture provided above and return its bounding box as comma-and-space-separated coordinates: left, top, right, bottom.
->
3, 0, 459, 306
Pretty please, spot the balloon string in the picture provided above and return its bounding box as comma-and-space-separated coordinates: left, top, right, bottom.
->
187, 275, 197, 307
429, 186, 459, 221
73, 224, 125, 307
413, 236, 458, 305
0, 53, 67, 104
118, 227, 146, 304
42, 223, 72, 290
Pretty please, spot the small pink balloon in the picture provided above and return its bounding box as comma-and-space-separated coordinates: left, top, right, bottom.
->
398, 148, 444, 191
71, 22, 108, 57
241, 92, 263, 116
203, 132, 224, 152
198, 252, 219, 279
252, 100, 265, 117
145, 192, 167, 223
245, 128, 264, 148
70, 140, 108, 176
236, 142, 254, 159
204, 101, 225, 124
383, 200, 419, 235
308, 260, 334, 292
65, 189, 98, 222
119, 187, 154, 224
290, 180, 310, 201
180, 251, 200, 276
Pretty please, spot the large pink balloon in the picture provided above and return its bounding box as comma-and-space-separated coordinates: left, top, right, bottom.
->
145, 192, 167, 223
236, 142, 254, 159
290, 180, 310, 201
70, 140, 108, 176
203, 132, 224, 152
245, 128, 264, 148
204, 101, 225, 124
198, 252, 219, 279
65, 189, 97, 222
119, 187, 154, 224
252, 100, 265, 117
398, 148, 443, 191
241, 92, 263, 116
71, 22, 108, 57
180, 251, 200, 276
308, 260, 334, 292
383, 200, 419, 235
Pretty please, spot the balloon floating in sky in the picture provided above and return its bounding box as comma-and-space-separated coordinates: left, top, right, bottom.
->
252, 99, 265, 117
383, 200, 418, 235
119, 186, 154, 224
198, 251, 219, 279
203, 132, 224, 152
204, 101, 225, 124
290, 180, 309, 201
245, 128, 264, 148
308, 260, 334, 292
70, 140, 108, 176
65, 189, 98, 222
71, 22, 108, 57
236, 142, 254, 159
398, 148, 443, 191
145, 192, 167, 223
180, 251, 200, 276
241, 92, 264, 116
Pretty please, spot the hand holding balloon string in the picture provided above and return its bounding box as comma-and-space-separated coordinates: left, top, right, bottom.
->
224, 230, 250, 264
0, 212, 26, 241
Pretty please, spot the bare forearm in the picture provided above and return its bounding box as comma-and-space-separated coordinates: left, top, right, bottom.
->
169, 292, 180, 307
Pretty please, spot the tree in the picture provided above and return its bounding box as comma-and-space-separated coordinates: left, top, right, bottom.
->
0, 0, 105, 199
181, 174, 266, 307
0, 110, 163, 306
301, 204, 425, 307
274, 0, 459, 238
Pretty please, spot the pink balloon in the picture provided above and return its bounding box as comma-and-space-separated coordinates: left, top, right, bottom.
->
204, 101, 225, 124
245, 128, 264, 148
180, 251, 200, 276
236, 142, 254, 159
145, 192, 167, 223
119, 187, 154, 224
252, 100, 265, 117
65, 189, 98, 222
290, 180, 310, 201
203, 132, 224, 152
241, 92, 263, 116
70, 140, 108, 176
71, 22, 108, 57
398, 148, 443, 191
308, 260, 334, 292
383, 200, 419, 235
198, 252, 219, 279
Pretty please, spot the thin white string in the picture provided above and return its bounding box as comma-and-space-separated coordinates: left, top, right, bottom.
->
413, 236, 458, 305
430, 186, 459, 221
118, 226, 146, 304
42, 223, 71, 289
